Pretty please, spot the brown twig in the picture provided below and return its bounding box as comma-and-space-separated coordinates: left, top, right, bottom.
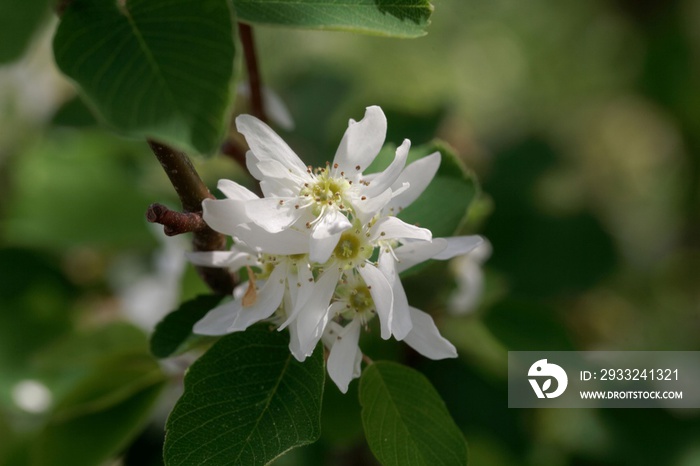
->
147, 140, 235, 295
238, 23, 267, 122
146, 203, 208, 236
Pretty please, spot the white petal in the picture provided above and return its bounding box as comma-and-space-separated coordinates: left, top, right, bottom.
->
448, 260, 485, 314
308, 210, 351, 263
353, 188, 393, 225
394, 239, 448, 273
386, 151, 441, 213
256, 160, 307, 186
228, 265, 287, 331
470, 239, 493, 263
288, 320, 306, 362
217, 179, 259, 201
333, 106, 387, 175
202, 199, 250, 235
308, 231, 341, 265
185, 250, 257, 269
369, 216, 432, 243
296, 267, 342, 357
246, 151, 265, 181
278, 260, 315, 329
358, 263, 394, 340
326, 320, 362, 394
432, 235, 484, 260
285, 291, 308, 362
314, 209, 353, 237
236, 114, 307, 175
233, 223, 309, 255
244, 197, 303, 233
403, 307, 457, 359
363, 139, 410, 198
378, 250, 412, 340
259, 179, 294, 198
193, 300, 241, 335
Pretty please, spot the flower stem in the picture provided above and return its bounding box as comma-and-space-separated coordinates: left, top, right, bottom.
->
147, 139, 234, 295
238, 22, 267, 122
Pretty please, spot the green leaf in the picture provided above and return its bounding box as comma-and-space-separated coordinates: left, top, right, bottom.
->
150, 294, 225, 358
0, 0, 50, 63
35, 322, 149, 372
235, 0, 433, 38
33, 354, 166, 466
359, 361, 468, 466
53, 0, 236, 154
51, 96, 98, 127
368, 139, 478, 251
4, 132, 158, 250
164, 326, 325, 466
398, 141, 478, 238
49, 354, 165, 422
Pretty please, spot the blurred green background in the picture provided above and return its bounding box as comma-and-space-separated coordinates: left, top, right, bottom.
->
1, 0, 699, 465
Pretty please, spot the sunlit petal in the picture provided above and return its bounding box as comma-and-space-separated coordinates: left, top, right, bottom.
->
244, 197, 303, 233
333, 106, 387, 176
236, 114, 307, 175
369, 216, 432, 243
362, 139, 410, 198
202, 198, 250, 236
386, 151, 440, 213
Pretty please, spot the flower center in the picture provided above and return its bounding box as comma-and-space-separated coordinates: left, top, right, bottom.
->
332, 229, 373, 269
299, 168, 351, 216
338, 283, 376, 323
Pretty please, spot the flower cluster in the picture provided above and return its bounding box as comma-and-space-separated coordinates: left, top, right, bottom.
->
189, 106, 483, 392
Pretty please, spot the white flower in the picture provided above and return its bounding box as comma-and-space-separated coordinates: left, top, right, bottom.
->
448, 239, 492, 314
234, 106, 412, 263
287, 230, 483, 393
187, 105, 488, 393
320, 272, 459, 393
187, 246, 315, 337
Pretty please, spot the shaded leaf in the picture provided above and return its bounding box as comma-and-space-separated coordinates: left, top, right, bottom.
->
359, 361, 468, 466
4, 132, 158, 249
53, 0, 236, 154
369, 140, 478, 240
51, 96, 98, 127
235, 0, 433, 38
49, 354, 165, 422
150, 294, 225, 358
398, 141, 478, 238
33, 354, 166, 466
0, 0, 50, 63
164, 326, 325, 466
